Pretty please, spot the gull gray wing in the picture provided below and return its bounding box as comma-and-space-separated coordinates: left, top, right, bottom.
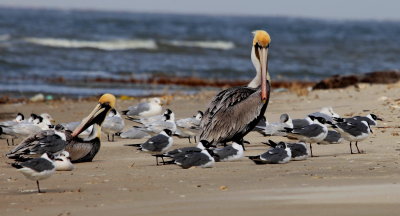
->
175, 152, 210, 169
213, 146, 238, 160
260, 148, 288, 163
141, 134, 170, 152
292, 124, 324, 137
336, 122, 367, 137
20, 157, 55, 172
125, 103, 151, 116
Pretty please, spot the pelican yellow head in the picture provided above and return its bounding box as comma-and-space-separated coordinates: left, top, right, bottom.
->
72, 93, 116, 137
99, 93, 116, 108
253, 30, 271, 48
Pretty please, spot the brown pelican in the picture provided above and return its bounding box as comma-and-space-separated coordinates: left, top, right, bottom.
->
65, 93, 116, 163
199, 30, 271, 146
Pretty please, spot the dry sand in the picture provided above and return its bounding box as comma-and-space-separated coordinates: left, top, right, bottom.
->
1, 83, 400, 216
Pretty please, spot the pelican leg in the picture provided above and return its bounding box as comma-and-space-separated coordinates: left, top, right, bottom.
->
350, 142, 354, 154
355, 141, 361, 153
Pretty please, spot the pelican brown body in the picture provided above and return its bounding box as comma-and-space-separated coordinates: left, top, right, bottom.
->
200, 30, 271, 145
65, 94, 116, 163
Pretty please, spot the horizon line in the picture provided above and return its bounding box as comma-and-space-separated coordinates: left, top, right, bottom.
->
1, 4, 400, 23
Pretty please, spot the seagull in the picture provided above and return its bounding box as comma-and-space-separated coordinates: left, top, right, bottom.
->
40, 113, 55, 125
11, 153, 56, 193
263, 140, 309, 161
174, 149, 215, 169
318, 130, 343, 145
213, 142, 244, 162
330, 120, 372, 154
6, 124, 67, 161
256, 113, 293, 136
176, 111, 203, 129
309, 107, 340, 124
200, 30, 271, 147
140, 112, 177, 135
292, 116, 313, 129
175, 111, 203, 142
248, 141, 291, 164
0, 113, 25, 126
334, 114, 382, 127
130, 109, 173, 125
1, 116, 50, 145
282, 116, 328, 157
0, 113, 25, 145
53, 151, 74, 171
120, 127, 151, 139
152, 140, 214, 164
102, 108, 125, 141
125, 129, 173, 165
122, 97, 162, 119
65, 93, 116, 163
28, 113, 39, 123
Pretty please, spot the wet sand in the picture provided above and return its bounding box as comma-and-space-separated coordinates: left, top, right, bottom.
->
1, 83, 400, 216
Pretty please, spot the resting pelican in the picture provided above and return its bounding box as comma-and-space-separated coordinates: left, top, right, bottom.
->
199, 30, 271, 146
65, 93, 116, 163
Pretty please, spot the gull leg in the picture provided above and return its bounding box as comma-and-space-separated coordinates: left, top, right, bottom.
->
161, 156, 165, 165
350, 142, 354, 154
36, 180, 43, 193
6, 139, 9, 146
355, 141, 361, 153
188, 136, 191, 143
156, 156, 159, 166
112, 134, 115, 142
194, 136, 197, 143
12, 139, 14, 145
107, 134, 110, 142
309, 143, 314, 157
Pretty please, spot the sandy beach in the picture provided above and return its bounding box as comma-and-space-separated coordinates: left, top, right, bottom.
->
1, 83, 400, 216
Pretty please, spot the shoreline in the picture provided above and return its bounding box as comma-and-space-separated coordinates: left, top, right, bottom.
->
1, 70, 399, 104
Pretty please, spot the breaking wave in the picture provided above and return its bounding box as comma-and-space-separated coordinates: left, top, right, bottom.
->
23, 37, 158, 50
163, 40, 235, 50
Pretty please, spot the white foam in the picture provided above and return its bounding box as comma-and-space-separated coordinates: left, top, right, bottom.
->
0, 34, 10, 41
165, 40, 235, 50
23, 37, 157, 50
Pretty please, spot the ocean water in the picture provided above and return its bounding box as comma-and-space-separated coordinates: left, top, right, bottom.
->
0, 7, 400, 97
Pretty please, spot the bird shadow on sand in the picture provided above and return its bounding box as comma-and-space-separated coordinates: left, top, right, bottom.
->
310, 152, 366, 158
8, 188, 80, 195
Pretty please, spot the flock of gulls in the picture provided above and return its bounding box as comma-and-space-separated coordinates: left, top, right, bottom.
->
0, 30, 381, 193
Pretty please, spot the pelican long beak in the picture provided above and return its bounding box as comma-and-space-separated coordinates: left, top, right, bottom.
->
71, 103, 111, 137
260, 47, 269, 101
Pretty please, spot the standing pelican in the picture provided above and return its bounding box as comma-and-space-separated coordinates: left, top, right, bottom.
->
65, 94, 116, 163
200, 30, 271, 146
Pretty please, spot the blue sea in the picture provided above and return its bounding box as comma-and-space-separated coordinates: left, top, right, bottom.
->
0, 7, 399, 97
